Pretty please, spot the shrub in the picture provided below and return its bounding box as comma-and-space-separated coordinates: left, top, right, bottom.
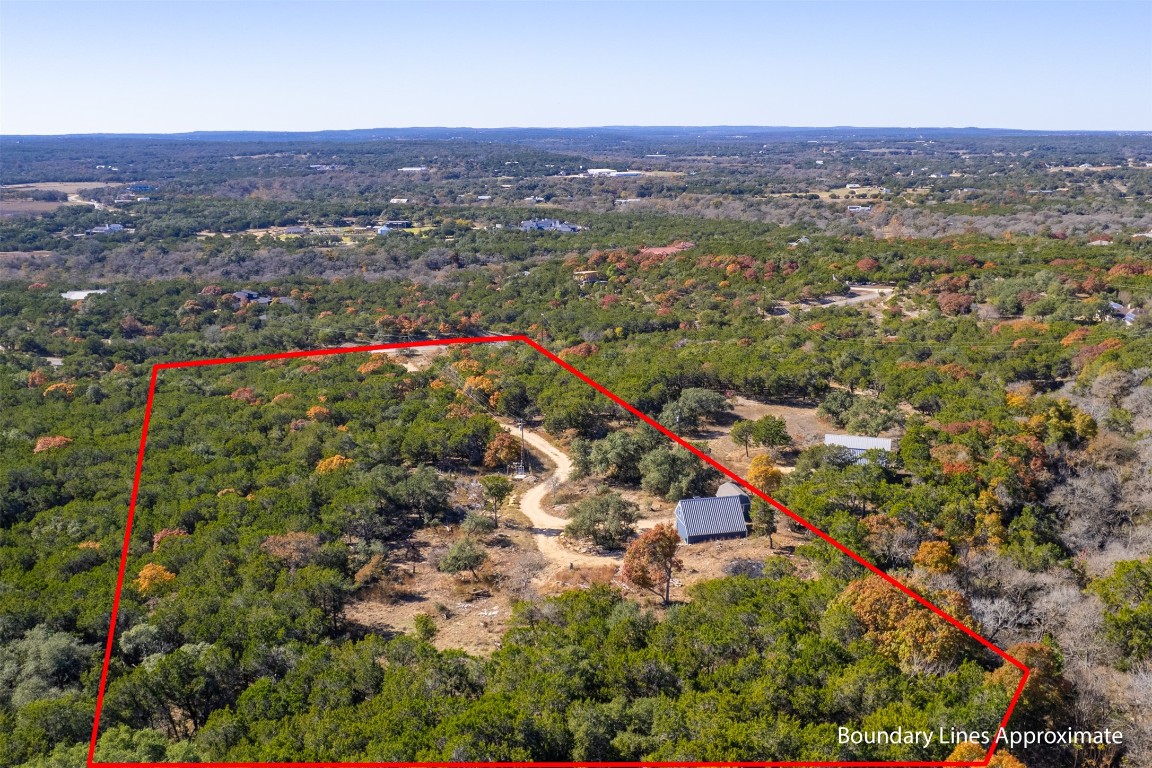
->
439, 538, 487, 581
564, 491, 639, 549
461, 512, 497, 537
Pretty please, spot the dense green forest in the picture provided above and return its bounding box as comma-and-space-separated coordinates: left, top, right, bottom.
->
0, 349, 1017, 763
2, 130, 1151, 766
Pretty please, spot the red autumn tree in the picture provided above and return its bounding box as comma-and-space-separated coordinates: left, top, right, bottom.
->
937, 292, 974, 315
33, 436, 73, 453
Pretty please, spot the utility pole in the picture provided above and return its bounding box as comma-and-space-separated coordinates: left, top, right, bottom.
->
516, 419, 526, 470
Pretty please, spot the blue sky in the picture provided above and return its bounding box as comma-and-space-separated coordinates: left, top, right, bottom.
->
1, 1, 1149, 134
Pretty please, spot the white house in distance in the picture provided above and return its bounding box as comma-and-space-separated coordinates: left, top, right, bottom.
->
1108, 301, 1144, 327
377, 220, 413, 235
519, 218, 580, 233
88, 223, 124, 234
586, 168, 644, 178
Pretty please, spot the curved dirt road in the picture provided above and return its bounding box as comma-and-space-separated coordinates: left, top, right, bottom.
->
499, 424, 626, 569
386, 348, 660, 569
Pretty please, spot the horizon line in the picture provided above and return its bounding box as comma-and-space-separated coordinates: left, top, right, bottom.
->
3, 124, 1149, 140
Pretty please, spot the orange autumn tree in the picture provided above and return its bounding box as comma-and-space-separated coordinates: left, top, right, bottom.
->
913, 540, 959, 574
135, 563, 176, 595
483, 432, 521, 468
986, 643, 1072, 730
32, 436, 73, 453
837, 574, 974, 673
306, 405, 332, 422
622, 523, 683, 606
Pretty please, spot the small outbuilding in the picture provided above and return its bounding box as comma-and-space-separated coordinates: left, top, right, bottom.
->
715, 481, 752, 501
674, 495, 749, 544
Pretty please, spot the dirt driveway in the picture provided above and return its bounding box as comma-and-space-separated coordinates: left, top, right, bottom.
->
499, 424, 630, 570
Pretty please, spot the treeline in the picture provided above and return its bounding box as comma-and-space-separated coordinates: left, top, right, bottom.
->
0, 137, 591, 188
15, 576, 1026, 764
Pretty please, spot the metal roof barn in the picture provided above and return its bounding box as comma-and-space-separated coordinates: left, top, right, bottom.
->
674, 496, 749, 544
824, 434, 893, 453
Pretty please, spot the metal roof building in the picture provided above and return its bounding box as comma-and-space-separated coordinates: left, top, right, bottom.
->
824, 434, 893, 455
674, 496, 749, 544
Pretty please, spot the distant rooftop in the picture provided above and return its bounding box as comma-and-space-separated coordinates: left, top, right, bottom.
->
61, 289, 108, 301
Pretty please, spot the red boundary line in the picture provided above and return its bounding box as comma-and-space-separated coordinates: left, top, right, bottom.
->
88, 335, 1028, 768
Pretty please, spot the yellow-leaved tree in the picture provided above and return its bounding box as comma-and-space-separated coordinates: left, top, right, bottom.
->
746, 454, 784, 494
315, 455, 353, 474
135, 563, 176, 595
946, 742, 1027, 767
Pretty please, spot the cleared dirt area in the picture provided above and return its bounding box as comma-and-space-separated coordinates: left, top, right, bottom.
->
534, 527, 811, 612
697, 395, 835, 477
344, 352, 821, 655
346, 416, 816, 654
0, 251, 53, 258
777, 286, 894, 315
343, 520, 546, 655
1, 181, 121, 193
763, 185, 888, 202
730, 395, 831, 445
0, 200, 69, 217
508, 424, 680, 563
